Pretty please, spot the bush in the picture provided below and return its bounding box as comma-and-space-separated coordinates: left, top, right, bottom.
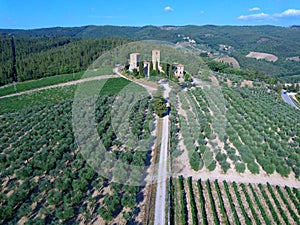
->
263, 163, 276, 175
190, 151, 203, 171
248, 162, 260, 174
220, 161, 231, 173
276, 164, 291, 177
207, 160, 217, 171
153, 97, 166, 117
235, 162, 246, 173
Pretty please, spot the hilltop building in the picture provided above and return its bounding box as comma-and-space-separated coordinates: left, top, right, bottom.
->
173, 63, 184, 78
152, 49, 160, 70
172, 63, 185, 79
129, 53, 140, 71
128, 49, 185, 79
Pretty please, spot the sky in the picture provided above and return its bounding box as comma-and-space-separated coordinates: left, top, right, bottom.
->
0, 0, 300, 29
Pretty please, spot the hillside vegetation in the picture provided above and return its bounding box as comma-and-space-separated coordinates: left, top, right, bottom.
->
0, 36, 129, 86
1, 25, 300, 81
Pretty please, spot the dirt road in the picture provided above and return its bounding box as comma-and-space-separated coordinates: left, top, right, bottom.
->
0, 75, 119, 99
154, 83, 171, 225
113, 67, 157, 93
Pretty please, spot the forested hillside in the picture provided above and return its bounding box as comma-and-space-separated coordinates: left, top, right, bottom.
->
0, 36, 129, 86
1, 25, 300, 85
2, 25, 300, 56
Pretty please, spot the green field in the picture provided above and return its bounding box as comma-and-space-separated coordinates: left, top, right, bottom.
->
0, 77, 132, 114
0, 72, 83, 97
0, 67, 113, 97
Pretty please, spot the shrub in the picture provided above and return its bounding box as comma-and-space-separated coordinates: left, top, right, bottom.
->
190, 151, 203, 171
247, 162, 260, 174
263, 163, 276, 175
276, 164, 291, 177
235, 162, 246, 173
207, 160, 217, 171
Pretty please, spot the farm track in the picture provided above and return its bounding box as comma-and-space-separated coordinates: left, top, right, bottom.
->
177, 166, 300, 188
113, 67, 157, 94
0, 75, 119, 99
153, 83, 170, 225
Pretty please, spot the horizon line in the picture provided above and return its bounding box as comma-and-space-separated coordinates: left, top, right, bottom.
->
0, 24, 299, 30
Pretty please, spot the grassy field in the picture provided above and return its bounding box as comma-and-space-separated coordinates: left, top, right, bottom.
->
0, 72, 83, 97
0, 77, 137, 114
0, 67, 113, 97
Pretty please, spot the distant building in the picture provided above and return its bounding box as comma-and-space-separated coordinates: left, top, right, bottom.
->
129, 53, 140, 71
173, 63, 184, 78
152, 49, 160, 70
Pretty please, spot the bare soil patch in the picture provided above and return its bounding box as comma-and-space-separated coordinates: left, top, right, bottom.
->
246, 52, 278, 62
241, 80, 253, 88
286, 56, 300, 62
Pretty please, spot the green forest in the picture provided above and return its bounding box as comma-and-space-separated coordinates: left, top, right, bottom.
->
0, 36, 129, 86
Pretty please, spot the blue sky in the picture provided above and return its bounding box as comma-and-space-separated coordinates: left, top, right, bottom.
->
1, 0, 300, 29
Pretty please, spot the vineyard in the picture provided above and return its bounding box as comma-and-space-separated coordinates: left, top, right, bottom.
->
0, 78, 156, 224
176, 86, 300, 178
170, 176, 300, 225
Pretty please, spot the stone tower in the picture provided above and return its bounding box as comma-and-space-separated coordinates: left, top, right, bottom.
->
152, 49, 160, 70
129, 53, 140, 71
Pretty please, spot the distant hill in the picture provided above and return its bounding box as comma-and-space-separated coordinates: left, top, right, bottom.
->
1, 25, 300, 81
2, 25, 300, 48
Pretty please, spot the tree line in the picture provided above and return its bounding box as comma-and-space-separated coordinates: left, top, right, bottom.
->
0, 35, 129, 86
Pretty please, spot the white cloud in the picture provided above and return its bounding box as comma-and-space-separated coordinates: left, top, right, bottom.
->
249, 7, 261, 12
274, 9, 300, 18
164, 6, 174, 12
238, 9, 300, 21
238, 13, 270, 21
